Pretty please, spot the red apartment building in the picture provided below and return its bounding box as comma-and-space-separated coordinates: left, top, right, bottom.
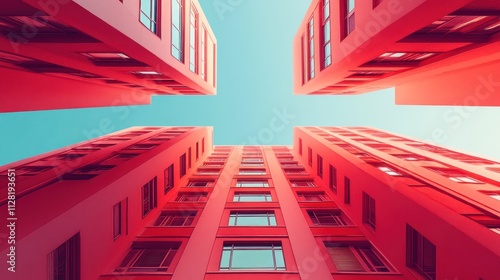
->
0, 0, 217, 112
1, 126, 500, 279
293, 0, 500, 106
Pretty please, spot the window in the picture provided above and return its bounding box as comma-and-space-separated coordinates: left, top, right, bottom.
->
317, 155, 323, 178
239, 169, 266, 175
113, 202, 122, 239
154, 211, 196, 226
236, 181, 269, 188
308, 147, 313, 166
220, 243, 285, 270
196, 169, 220, 175
164, 164, 174, 194
307, 16, 315, 80
229, 212, 277, 226
171, 0, 183, 61
233, 193, 272, 202
298, 138, 303, 155
485, 192, 500, 201
116, 242, 179, 272
242, 157, 263, 162
308, 210, 346, 226
298, 192, 329, 202
140, 0, 159, 34
427, 167, 483, 184
329, 165, 337, 193
187, 181, 213, 187
378, 165, 403, 176
202, 137, 205, 154
322, 0, 331, 68
48, 233, 80, 280
142, 178, 157, 218
241, 162, 264, 167
344, 177, 351, 204
189, 5, 198, 73
175, 193, 208, 202
284, 168, 308, 175
201, 27, 207, 80
188, 147, 192, 168
345, 0, 355, 37
363, 192, 376, 229
196, 142, 199, 160
180, 153, 186, 177
290, 180, 316, 187
325, 242, 392, 272
406, 225, 436, 280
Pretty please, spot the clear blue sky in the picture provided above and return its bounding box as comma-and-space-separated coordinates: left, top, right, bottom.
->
1, 0, 499, 166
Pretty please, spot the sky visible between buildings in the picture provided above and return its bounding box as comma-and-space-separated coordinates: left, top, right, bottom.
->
0, 0, 499, 166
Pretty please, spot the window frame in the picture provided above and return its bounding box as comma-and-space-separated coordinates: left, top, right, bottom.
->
171, 0, 184, 61
142, 177, 157, 218
189, 4, 199, 73
406, 225, 436, 280
48, 233, 80, 280
140, 0, 160, 35
228, 211, 277, 226
321, 0, 332, 68
115, 242, 180, 273
362, 192, 376, 230
219, 242, 286, 271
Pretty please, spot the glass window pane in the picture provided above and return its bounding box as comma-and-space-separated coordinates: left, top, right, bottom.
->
275, 249, 285, 269
172, 29, 180, 48
231, 248, 274, 269
141, 0, 151, 15
348, 0, 355, 12
171, 1, 180, 27
220, 250, 231, 268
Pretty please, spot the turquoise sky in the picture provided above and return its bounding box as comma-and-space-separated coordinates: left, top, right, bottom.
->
1, 0, 499, 166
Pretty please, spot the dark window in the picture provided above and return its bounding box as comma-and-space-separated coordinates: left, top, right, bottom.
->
308, 147, 313, 166
236, 181, 269, 188
116, 242, 179, 272
345, 0, 355, 37
298, 138, 303, 155
344, 177, 351, 204
317, 155, 323, 178
308, 210, 346, 226
175, 193, 208, 202
329, 165, 337, 193
196, 142, 200, 160
188, 147, 192, 169
290, 180, 316, 187
406, 225, 436, 280
140, 0, 159, 34
220, 243, 285, 270
142, 178, 157, 218
363, 192, 376, 229
171, 0, 183, 60
325, 242, 392, 272
298, 192, 329, 202
164, 164, 174, 194
180, 153, 187, 177
154, 211, 196, 226
48, 233, 80, 280
202, 138, 205, 154
113, 202, 122, 239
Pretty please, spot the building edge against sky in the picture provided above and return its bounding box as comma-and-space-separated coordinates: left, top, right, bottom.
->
1, 126, 499, 280
0, 0, 217, 113
293, 0, 500, 106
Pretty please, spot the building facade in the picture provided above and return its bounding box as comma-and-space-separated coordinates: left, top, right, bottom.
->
1, 126, 500, 279
0, 0, 217, 112
293, 0, 500, 106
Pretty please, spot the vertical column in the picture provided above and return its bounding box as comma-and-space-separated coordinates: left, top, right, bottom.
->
264, 147, 333, 280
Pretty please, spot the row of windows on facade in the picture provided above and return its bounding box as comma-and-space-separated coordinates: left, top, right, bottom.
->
299, 135, 494, 188
301, 136, 500, 231
49, 224, 434, 278
140, 0, 212, 82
